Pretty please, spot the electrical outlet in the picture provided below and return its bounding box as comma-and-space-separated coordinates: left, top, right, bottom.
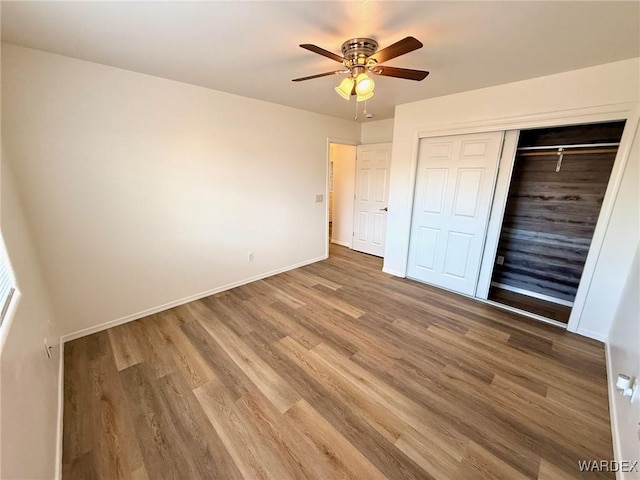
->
496, 255, 505, 265
248, 252, 254, 262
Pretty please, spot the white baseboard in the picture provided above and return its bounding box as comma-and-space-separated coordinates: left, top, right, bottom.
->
330, 239, 352, 248
382, 267, 405, 277
480, 298, 569, 329
60, 255, 326, 343
576, 327, 607, 343
490, 282, 574, 307
55, 339, 64, 480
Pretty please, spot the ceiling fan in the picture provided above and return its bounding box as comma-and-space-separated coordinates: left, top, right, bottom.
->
292, 36, 429, 102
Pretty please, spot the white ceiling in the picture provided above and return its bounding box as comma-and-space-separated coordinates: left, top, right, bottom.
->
2, 1, 638, 121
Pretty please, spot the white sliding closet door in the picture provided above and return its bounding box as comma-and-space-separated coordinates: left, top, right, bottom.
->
407, 132, 504, 295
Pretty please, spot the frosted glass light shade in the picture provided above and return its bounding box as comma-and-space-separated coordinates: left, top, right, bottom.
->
355, 73, 375, 95
335, 78, 355, 100
356, 91, 374, 102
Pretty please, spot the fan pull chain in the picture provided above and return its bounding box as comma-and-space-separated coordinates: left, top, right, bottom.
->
556, 147, 564, 172
354, 96, 359, 121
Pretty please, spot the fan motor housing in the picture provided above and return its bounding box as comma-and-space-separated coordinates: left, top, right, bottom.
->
341, 38, 378, 65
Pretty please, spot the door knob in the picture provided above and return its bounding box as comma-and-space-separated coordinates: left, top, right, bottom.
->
380, 207, 388, 212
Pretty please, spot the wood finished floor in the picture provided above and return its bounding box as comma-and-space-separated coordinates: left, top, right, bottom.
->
488, 287, 572, 324
63, 245, 613, 480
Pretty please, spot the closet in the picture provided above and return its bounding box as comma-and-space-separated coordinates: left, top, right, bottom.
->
487, 121, 626, 323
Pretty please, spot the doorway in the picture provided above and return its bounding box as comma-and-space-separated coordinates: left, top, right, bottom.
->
327, 142, 392, 258
328, 143, 357, 251
487, 121, 626, 323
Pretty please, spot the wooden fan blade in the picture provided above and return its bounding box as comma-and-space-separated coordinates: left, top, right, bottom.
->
369, 36, 423, 64
292, 71, 344, 82
299, 44, 345, 63
371, 66, 429, 81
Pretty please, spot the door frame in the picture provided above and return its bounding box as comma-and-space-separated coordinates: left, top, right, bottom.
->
326, 137, 358, 258
475, 130, 520, 299
402, 102, 640, 338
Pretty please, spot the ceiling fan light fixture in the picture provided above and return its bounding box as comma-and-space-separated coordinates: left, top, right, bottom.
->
295, 36, 428, 109
335, 77, 355, 100
355, 73, 375, 96
356, 91, 374, 102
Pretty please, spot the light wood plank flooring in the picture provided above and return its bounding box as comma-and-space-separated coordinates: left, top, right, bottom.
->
63, 245, 613, 479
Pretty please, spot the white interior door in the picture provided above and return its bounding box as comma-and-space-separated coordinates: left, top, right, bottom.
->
407, 132, 504, 295
352, 143, 392, 257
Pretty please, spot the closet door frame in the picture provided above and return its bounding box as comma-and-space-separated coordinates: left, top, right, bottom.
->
475, 130, 520, 300
404, 102, 639, 338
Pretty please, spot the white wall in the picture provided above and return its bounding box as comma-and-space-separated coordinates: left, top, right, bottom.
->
0, 158, 61, 479
578, 121, 639, 340
361, 118, 394, 144
607, 242, 640, 478
1, 44, 360, 338
384, 58, 640, 340
605, 121, 640, 475
330, 143, 356, 248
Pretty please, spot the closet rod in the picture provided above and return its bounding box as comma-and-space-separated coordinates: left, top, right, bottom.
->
517, 142, 619, 151
517, 148, 618, 157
